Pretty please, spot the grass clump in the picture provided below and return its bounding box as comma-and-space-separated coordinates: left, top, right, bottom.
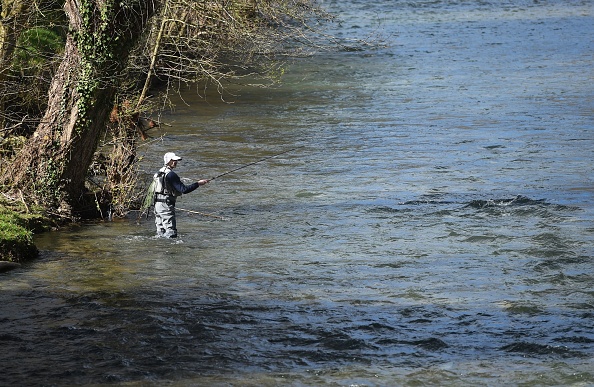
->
0, 198, 52, 263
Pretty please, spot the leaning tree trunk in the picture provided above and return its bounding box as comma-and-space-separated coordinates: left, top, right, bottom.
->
2, 0, 158, 216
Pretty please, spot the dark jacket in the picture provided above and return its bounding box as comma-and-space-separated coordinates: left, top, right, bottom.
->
166, 170, 200, 196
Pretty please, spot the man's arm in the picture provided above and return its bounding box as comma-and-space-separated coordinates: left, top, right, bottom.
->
167, 172, 200, 194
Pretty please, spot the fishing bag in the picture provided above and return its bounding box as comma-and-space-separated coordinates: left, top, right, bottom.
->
148, 169, 170, 207
153, 171, 167, 196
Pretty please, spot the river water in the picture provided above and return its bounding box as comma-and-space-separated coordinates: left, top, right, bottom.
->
2, 0, 594, 385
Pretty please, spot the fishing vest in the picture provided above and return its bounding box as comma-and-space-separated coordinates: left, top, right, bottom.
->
153, 167, 175, 203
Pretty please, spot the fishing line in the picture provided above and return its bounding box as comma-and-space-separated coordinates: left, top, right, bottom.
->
175, 146, 303, 221
208, 146, 303, 181
176, 207, 228, 220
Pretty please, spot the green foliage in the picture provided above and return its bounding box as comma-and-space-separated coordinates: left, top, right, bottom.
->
14, 27, 64, 70
0, 219, 36, 262
0, 199, 52, 262
5, 27, 65, 131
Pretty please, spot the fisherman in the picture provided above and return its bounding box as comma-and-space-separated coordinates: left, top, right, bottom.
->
154, 152, 209, 238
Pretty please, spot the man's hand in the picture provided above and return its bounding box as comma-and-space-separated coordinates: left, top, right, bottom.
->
197, 179, 210, 186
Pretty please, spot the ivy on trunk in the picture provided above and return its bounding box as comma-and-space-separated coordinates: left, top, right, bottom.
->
2, 0, 159, 217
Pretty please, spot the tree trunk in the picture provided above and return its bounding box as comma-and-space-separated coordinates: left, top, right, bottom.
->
2, 0, 158, 217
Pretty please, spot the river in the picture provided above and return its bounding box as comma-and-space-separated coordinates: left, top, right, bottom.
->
2, 0, 593, 385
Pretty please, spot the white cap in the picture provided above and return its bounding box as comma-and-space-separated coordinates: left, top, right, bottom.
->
164, 152, 182, 165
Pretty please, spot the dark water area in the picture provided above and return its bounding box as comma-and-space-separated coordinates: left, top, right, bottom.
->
2, 0, 594, 385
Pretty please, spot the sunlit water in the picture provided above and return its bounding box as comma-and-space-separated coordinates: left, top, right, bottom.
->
2, 1, 593, 385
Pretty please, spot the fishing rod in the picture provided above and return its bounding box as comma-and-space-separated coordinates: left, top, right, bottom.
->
208, 146, 303, 181
171, 147, 302, 221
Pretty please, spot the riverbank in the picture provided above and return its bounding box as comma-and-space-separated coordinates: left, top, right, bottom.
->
0, 198, 53, 271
